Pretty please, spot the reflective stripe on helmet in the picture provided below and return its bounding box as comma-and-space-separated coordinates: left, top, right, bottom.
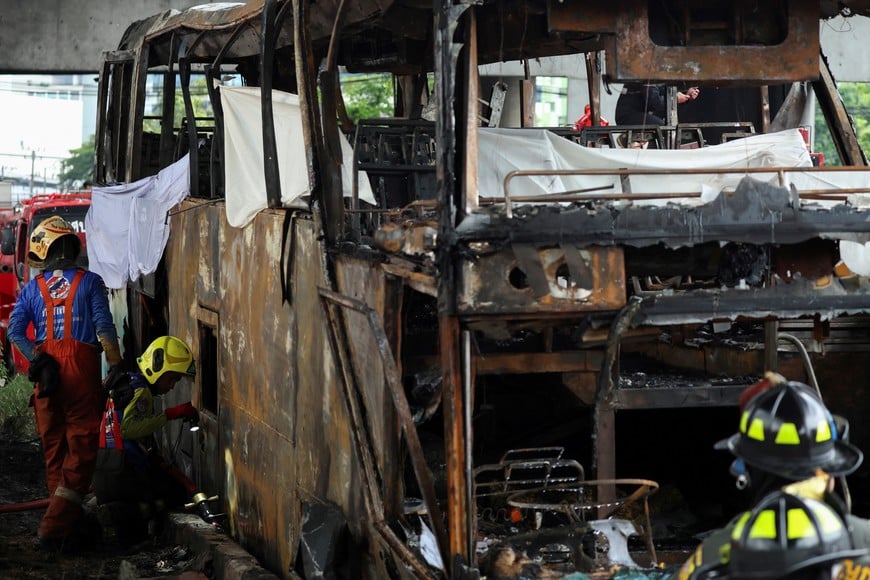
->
816, 420, 832, 442
734, 502, 845, 542
732, 512, 751, 539
747, 417, 766, 441
747, 510, 777, 539
786, 508, 813, 540
775, 422, 800, 445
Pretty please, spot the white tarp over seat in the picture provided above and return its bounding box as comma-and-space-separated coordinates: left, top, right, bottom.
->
478, 128, 820, 205
221, 86, 374, 227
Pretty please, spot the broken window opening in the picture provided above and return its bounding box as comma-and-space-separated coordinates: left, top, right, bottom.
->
198, 315, 219, 415
647, 0, 789, 47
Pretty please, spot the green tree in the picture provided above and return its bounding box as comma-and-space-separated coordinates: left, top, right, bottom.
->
813, 82, 870, 166
341, 73, 394, 121
58, 135, 95, 189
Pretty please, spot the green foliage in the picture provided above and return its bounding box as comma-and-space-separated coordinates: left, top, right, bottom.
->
813, 82, 870, 166
0, 373, 37, 440
341, 73, 394, 122
58, 135, 95, 189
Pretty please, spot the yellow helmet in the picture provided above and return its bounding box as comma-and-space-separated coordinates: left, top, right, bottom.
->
28, 215, 81, 267
137, 336, 196, 384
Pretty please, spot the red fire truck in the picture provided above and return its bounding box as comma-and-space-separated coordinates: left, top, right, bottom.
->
0, 192, 91, 373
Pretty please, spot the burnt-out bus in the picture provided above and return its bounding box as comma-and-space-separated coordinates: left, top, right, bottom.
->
93, 0, 870, 576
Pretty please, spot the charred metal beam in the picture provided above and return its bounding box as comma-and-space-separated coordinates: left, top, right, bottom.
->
634, 285, 870, 327
610, 384, 747, 410
159, 34, 179, 170
318, 66, 347, 244
611, 0, 819, 84
293, 0, 323, 219
320, 288, 452, 570
434, 0, 473, 568
319, 290, 384, 521
440, 315, 470, 570
585, 52, 602, 128
594, 296, 642, 511
261, 0, 283, 208
456, 176, 870, 248
813, 51, 868, 166
179, 57, 200, 195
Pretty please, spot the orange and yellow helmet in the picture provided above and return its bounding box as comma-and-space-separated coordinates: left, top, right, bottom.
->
28, 215, 81, 267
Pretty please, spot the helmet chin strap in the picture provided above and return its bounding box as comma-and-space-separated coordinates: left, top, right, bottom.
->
735, 472, 750, 490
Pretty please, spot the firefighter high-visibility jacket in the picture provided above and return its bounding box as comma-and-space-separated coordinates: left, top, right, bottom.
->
101, 372, 167, 470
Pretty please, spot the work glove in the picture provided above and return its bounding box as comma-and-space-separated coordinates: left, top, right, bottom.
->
27, 352, 61, 398
165, 402, 198, 421
102, 364, 127, 392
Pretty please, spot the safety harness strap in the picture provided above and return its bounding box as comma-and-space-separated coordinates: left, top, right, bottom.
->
98, 397, 124, 449
36, 269, 85, 341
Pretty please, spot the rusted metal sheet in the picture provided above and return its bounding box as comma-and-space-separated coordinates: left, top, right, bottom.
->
319, 287, 450, 567
163, 203, 389, 574
611, 0, 820, 83
333, 256, 404, 512
546, 0, 617, 33
457, 245, 626, 315
164, 204, 304, 574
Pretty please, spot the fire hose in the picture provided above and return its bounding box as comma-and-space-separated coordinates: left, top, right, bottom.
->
0, 497, 50, 513
0, 419, 223, 523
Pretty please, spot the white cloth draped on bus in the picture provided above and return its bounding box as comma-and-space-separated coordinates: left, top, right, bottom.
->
85, 154, 190, 289
220, 85, 374, 228
477, 127, 814, 204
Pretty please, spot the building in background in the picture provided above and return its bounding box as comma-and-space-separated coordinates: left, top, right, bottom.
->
0, 74, 97, 201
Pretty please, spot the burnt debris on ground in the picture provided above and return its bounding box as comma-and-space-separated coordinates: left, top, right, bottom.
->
0, 438, 210, 579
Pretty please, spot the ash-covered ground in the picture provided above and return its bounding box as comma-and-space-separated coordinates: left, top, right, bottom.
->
0, 437, 209, 579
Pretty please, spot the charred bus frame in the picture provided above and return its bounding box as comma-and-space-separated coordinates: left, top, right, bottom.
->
94, 0, 870, 576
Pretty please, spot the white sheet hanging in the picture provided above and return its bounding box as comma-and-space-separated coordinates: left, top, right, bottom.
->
221, 86, 308, 227
220, 85, 375, 228
86, 154, 190, 289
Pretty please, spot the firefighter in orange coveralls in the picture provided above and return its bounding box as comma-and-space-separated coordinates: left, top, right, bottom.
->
7, 215, 122, 550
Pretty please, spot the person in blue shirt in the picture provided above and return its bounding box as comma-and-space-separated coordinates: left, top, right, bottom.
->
8, 215, 121, 550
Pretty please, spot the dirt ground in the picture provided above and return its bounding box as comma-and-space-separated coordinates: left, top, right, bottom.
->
0, 437, 210, 579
